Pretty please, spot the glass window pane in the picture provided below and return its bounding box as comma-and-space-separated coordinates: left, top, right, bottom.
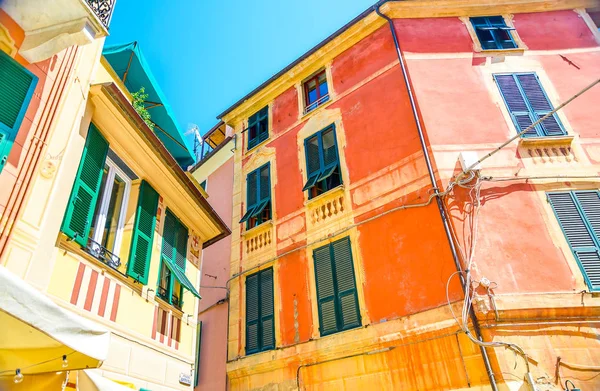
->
318, 71, 327, 85
307, 88, 318, 104
487, 16, 506, 26
319, 81, 328, 98
101, 174, 126, 252
89, 165, 110, 241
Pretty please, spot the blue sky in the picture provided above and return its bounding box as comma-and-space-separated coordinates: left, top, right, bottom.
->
106, 0, 375, 143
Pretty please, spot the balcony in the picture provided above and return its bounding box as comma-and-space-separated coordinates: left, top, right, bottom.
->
2, 0, 116, 63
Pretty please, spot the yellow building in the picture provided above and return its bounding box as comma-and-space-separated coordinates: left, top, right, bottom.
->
0, 2, 230, 390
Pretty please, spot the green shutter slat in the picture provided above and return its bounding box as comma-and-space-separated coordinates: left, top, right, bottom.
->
321, 127, 338, 168
259, 164, 270, 202
245, 268, 275, 355
0, 51, 38, 172
0, 51, 35, 129
516, 74, 565, 136
245, 273, 260, 354
127, 180, 159, 284
175, 221, 188, 271
61, 124, 108, 246
332, 238, 361, 330
248, 106, 269, 149
305, 135, 321, 177
247, 170, 258, 208
314, 245, 337, 335
260, 268, 275, 350
548, 192, 600, 291
162, 210, 177, 262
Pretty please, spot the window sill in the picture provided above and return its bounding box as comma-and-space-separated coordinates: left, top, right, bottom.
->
246, 137, 271, 154
242, 220, 273, 238
300, 98, 334, 121
155, 295, 184, 316
518, 135, 574, 147
304, 185, 345, 207
57, 234, 142, 294
474, 48, 525, 57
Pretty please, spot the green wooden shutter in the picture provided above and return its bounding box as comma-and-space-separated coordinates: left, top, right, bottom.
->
332, 237, 361, 330
126, 180, 159, 284
245, 273, 260, 354
314, 245, 337, 336
259, 268, 275, 350
61, 124, 109, 246
162, 210, 177, 263
515, 74, 565, 136
175, 220, 188, 271
0, 51, 38, 172
194, 321, 202, 387
303, 134, 322, 191
239, 170, 258, 223
548, 192, 600, 291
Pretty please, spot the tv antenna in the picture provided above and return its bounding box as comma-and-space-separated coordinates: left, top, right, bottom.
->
185, 124, 203, 161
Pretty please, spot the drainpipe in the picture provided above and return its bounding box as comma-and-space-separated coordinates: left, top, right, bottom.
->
373, 2, 499, 390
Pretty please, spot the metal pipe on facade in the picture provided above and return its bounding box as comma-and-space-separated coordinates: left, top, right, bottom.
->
373, 2, 499, 390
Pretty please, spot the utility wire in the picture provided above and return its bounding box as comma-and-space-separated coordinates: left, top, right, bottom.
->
460, 77, 600, 178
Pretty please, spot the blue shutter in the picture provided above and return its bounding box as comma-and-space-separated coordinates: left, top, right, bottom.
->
495, 73, 566, 138
247, 106, 269, 150
548, 192, 600, 291
516, 74, 566, 136
0, 51, 38, 172
494, 74, 538, 137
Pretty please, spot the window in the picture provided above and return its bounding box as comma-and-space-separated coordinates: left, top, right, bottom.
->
303, 70, 329, 114
494, 73, 566, 138
158, 209, 201, 308
245, 268, 275, 355
239, 163, 271, 229
302, 125, 342, 199
548, 191, 600, 292
248, 106, 269, 150
470, 16, 517, 50
0, 51, 38, 173
314, 237, 361, 336
87, 156, 132, 268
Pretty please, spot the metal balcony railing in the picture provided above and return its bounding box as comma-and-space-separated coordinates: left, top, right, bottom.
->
85, 238, 124, 274
86, 0, 116, 28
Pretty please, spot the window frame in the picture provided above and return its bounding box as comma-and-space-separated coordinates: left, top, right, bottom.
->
247, 106, 269, 150
470, 16, 518, 50
494, 72, 567, 138
303, 69, 330, 114
90, 156, 132, 258
303, 124, 342, 199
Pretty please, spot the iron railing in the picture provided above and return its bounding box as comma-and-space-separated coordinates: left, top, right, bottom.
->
304, 94, 330, 115
86, 0, 116, 28
85, 238, 123, 273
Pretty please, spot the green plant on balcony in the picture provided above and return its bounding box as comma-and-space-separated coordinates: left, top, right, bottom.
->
132, 87, 155, 130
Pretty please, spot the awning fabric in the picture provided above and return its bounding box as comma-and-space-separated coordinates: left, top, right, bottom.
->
0, 267, 110, 375
164, 260, 201, 299
78, 370, 136, 391
102, 42, 196, 168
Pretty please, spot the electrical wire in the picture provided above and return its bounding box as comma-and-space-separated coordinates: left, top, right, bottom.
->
0, 351, 76, 375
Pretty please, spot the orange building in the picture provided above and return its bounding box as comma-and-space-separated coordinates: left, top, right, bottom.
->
197, 0, 600, 390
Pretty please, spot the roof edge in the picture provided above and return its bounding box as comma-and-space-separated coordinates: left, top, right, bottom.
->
216, 2, 378, 119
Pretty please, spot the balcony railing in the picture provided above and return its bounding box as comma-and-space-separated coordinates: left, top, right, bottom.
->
86, 0, 116, 28
85, 238, 124, 274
